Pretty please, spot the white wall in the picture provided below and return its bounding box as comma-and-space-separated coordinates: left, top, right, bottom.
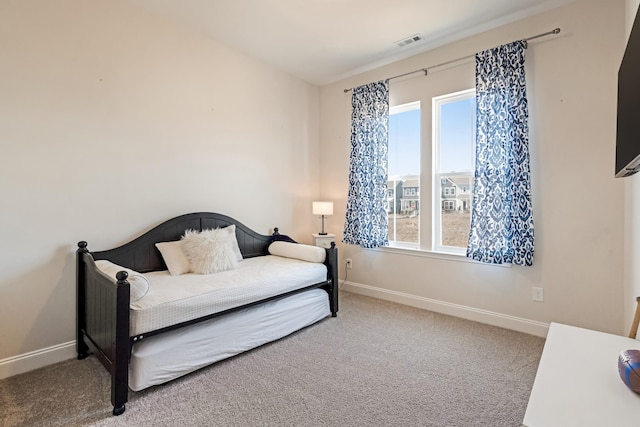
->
320, 0, 626, 336
0, 0, 319, 375
624, 0, 640, 334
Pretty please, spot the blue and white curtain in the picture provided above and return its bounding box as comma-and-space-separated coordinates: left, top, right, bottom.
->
343, 80, 390, 248
467, 41, 535, 266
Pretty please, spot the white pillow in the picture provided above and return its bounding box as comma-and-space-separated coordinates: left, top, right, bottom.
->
181, 228, 239, 274
268, 241, 326, 263
222, 224, 243, 261
95, 260, 149, 302
155, 240, 191, 276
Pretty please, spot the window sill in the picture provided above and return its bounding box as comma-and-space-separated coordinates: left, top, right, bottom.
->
370, 245, 512, 267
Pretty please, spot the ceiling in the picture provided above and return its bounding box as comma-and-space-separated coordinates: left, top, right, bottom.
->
131, 0, 575, 86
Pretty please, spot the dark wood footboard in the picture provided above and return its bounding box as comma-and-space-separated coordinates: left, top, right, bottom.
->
76, 212, 339, 416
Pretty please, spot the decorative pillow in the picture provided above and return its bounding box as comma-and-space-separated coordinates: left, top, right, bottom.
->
222, 224, 243, 262
181, 228, 239, 274
95, 260, 149, 302
268, 241, 326, 263
155, 240, 191, 276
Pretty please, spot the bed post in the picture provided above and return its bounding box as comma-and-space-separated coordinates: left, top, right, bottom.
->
112, 271, 131, 416
76, 241, 90, 359
326, 242, 339, 317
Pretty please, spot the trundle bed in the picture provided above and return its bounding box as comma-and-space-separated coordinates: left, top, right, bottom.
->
76, 212, 338, 415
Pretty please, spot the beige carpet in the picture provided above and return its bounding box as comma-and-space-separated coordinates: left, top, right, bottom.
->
0, 291, 544, 427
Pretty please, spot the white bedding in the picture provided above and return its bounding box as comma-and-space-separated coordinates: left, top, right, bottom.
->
130, 255, 327, 336
128, 288, 330, 391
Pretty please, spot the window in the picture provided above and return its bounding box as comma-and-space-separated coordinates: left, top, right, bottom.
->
386, 90, 475, 256
433, 89, 476, 254
388, 101, 420, 246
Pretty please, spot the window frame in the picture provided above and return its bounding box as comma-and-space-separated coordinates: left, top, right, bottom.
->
387, 91, 476, 256
387, 101, 421, 249
432, 88, 476, 255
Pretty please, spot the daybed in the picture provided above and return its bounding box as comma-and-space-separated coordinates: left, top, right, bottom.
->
76, 212, 338, 415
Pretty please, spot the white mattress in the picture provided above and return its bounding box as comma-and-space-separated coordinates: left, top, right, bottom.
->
130, 255, 327, 336
128, 288, 330, 391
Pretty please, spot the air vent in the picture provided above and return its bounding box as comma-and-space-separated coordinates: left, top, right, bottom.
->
395, 34, 422, 47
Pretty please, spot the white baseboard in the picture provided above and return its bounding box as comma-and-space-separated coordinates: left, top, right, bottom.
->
0, 341, 76, 380
342, 281, 549, 338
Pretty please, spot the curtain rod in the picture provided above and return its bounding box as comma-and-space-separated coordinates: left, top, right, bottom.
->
343, 27, 561, 93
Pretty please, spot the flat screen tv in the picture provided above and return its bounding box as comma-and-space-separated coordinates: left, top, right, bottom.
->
617, 7, 640, 177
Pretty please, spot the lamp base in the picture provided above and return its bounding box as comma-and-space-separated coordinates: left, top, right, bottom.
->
319, 215, 328, 236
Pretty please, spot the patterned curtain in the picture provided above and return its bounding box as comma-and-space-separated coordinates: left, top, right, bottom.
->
343, 80, 390, 248
467, 41, 534, 266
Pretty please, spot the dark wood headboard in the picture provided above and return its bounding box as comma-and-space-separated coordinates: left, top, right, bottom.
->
89, 212, 289, 273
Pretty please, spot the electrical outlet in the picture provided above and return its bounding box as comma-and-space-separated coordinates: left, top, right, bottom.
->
532, 287, 544, 302
346, 258, 352, 269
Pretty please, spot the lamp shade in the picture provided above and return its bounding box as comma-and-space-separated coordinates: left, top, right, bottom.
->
312, 201, 333, 216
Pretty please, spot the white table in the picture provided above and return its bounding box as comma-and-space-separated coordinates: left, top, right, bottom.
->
312, 233, 335, 249
523, 322, 640, 426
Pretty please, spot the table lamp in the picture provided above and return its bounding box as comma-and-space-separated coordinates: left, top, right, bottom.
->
312, 201, 333, 235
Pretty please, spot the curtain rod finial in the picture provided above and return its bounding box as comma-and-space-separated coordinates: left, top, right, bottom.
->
553, 28, 561, 34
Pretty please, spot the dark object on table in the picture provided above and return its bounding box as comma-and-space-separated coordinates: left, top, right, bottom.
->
618, 349, 640, 393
